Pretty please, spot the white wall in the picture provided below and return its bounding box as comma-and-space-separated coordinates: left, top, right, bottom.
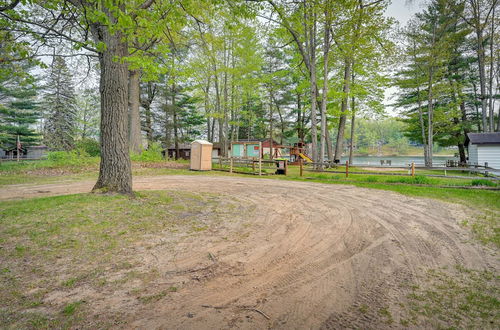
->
477, 145, 500, 169
469, 144, 478, 165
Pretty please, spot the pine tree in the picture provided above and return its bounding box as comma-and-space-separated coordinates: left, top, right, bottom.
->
43, 56, 77, 151
0, 67, 39, 149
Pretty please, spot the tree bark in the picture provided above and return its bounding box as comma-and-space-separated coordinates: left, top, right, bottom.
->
308, 7, 318, 163
488, 3, 495, 132
427, 66, 434, 167
320, 11, 330, 166
92, 25, 132, 194
470, 0, 489, 132
172, 82, 179, 160
140, 82, 156, 144
128, 69, 142, 154
334, 60, 351, 163
349, 96, 355, 165
269, 90, 274, 159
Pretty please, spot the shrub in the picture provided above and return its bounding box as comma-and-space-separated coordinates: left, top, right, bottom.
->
386, 175, 433, 185
46, 150, 96, 166
471, 179, 497, 187
75, 138, 100, 157
130, 142, 164, 162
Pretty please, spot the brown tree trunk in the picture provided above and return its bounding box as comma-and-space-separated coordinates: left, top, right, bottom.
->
488, 3, 495, 132
349, 97, 355, 165
128, 69, 142, 154
140, 82, 156, 144
92, 27, 132, 194
269, 91, 274, 160
172, 82, 179, 160
320, 11, 330, 166
308, 12, 318, 163
334, 60, 351, 163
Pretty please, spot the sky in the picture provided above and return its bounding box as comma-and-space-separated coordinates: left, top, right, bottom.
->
386, 0, 426, 26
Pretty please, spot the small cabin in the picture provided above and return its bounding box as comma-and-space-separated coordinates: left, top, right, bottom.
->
0, 145, 48, 159
466, 132, 500, 169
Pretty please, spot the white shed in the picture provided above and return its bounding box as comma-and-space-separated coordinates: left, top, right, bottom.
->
190, 140, 213, 171
467, 133, 500, 169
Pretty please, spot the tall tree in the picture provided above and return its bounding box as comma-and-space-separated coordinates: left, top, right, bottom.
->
43, 56, 77, 151
0, 67, 39, 149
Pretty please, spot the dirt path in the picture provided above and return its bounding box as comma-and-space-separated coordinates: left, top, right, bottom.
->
1, 176, 496, 329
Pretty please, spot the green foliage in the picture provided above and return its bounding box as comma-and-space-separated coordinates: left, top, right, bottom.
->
130, 143, 164, 162
75, 138, 100, 157
471, 179, 497, 187
46, 150, 96, 166
0, 67, 40, 149
43, 56, 77, 151
386, 175, 434, 185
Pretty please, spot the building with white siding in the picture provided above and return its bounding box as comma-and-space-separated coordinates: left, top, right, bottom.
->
466, 133, 500, 170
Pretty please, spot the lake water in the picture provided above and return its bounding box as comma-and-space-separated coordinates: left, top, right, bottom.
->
338, 155, 457, 167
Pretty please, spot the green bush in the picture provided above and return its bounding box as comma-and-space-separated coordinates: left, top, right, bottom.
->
46, 150, 97, 166
471, 179, 497, 187
386, 175, 433, 185
75, 138, 100, 157
365, 176, 378, 182
130, 142, 164, 162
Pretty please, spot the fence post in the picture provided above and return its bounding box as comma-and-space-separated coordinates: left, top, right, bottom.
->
345, 160, 349, 178
284, 160, 288, 176
219, 157, 222, 169
252, 157, 255, 173
258, 142, 262, 176
411, 162, 415, 177
299, 158, 303, 177
230, 157, 233, 173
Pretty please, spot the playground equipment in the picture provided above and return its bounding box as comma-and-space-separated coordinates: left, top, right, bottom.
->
289, 142, 313, 165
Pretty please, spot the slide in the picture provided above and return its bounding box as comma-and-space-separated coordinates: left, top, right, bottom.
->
298, 153, 313, 162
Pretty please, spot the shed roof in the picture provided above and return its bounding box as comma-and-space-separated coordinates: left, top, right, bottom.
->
467, 133, 500, 145
192, 140, 212, 145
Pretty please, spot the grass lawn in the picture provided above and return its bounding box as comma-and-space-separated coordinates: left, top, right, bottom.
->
0, 190, 247, 328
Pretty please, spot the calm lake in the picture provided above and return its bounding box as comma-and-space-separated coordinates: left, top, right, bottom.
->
339, 155, 457, 167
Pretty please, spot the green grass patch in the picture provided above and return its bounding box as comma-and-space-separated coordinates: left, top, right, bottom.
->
461, 210, 500, 248
402, 266, 499, 328
0, 190, 248, 329
385, 175, 435, 185
471, 179, 498, 187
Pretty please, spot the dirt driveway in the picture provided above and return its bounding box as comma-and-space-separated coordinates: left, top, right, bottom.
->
1, 176, 496, 329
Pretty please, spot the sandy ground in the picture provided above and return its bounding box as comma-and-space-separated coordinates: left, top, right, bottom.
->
1, 176, 497, 329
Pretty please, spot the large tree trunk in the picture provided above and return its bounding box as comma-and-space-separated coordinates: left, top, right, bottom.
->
92, 27, 132, 194
269, 91, 274, 160
416, 85, 429, 167
349, 96, 355, 165
172, 82, 179, 160
128, 69, 142, 154
140, 82, 155, 144
320, 13, 330, 167
474, 20, 488, 131
488, 3, 496, 132
334, 60, 351, 163
427, 67, 434, 167
326, 129, 333, 161
309, 20, 318, 164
